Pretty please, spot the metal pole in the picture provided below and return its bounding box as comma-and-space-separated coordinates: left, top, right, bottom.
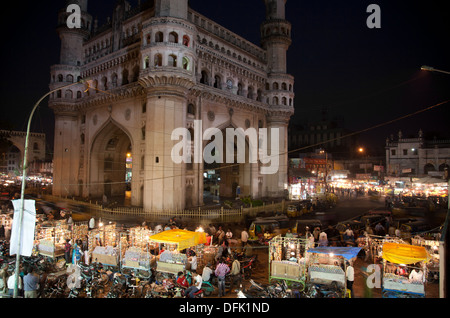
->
13, 80, 86, 298
440, 177, 449, 298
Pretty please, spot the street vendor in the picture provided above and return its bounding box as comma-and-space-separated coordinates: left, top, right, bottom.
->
409, 268, 425, 283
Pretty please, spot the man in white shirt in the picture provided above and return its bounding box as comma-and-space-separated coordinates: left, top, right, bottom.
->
202, 264, 213, 282
409, 269, 424, 283
186, 273, 203, 298
7, 271, 22, 297
346, 261, 354, 297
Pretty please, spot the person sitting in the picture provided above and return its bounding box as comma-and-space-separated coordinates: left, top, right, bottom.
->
176, 271, 189, 288
185, 273, 203, 298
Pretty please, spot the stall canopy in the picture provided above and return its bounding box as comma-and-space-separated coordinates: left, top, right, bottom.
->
149, 229, 206, 251
307, 247, 361, 261
382, 243, 431, 265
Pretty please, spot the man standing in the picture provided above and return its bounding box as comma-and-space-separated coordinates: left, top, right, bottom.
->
23, 267, 40, 298
202, 263, 213, 283
215, 258, 230, 297
346, 261, 354, 298
240, 228, 248, 247
229, 258, 241, 293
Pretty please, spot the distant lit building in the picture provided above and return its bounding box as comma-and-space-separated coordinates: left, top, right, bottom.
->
0, 130, 47, 176
385, 129, 450, 177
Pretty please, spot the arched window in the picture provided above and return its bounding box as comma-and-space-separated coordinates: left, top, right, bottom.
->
182, 57, 190, 70
424, 163, 436, 174
146, 34, 151, 45
155, 31, 163, 42
65, 90, 73, 99
57, 90, 62, 98
154, 54, 162, 67
33, 142, 39, 151
182, 35, 190, 47
273, 96, 279, 105
214, 75, 222, 89
66, 74, 74, 83
122, 69, 129, 85
168, 54, 177, 67
169, 32, 178, 43
57, 74, 64, 82
282, 97, 287, 105
187, 104, 195, 116
282, 82, 287, 90
144, 56, 150, 69
256, 89, 262, 102
247, 86, 254, 99
77, 91, 82, 99
200, 71, 209, 85
102, 77, 108, 90
273, 82, 279, 90
112, 73, 118, 87
132, 66, 139, 82
237, 83, 243, 96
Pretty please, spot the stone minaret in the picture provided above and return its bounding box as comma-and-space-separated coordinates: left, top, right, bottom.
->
261, 0, 295, 197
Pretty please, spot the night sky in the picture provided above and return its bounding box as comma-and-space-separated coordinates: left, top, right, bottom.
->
1, 0, 449, 156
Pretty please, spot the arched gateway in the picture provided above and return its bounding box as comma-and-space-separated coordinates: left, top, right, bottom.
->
49, 0, 294, 211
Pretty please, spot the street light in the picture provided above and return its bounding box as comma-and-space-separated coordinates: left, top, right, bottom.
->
421, 65, 450, 75
13, 78, 89, 298
421, 65, 450, 299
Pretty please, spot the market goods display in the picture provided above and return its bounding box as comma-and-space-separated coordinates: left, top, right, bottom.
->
123, 246, 151, 269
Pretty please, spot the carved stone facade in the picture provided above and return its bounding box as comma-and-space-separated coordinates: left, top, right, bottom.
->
49, 0, 294, 211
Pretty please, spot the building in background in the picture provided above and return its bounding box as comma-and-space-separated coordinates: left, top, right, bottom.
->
0, 130, 49, 177
385, 129, 450, 177
49, 0, 295, 210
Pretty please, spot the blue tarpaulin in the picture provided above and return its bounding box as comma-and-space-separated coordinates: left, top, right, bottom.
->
307, 247, 362, 260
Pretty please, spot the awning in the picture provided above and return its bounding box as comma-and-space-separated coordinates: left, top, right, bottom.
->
149, 229, 206, 251
382, 242, 431, 264
306, 246, 362, 261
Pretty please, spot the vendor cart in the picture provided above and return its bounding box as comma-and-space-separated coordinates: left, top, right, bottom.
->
411, 235, 440, 283
268, 235, 309, 291
35, 220, 71, 260
148, 229, 206, 279
89, 223, 120, 270
381, 242, 430, 298
306, 246, 361, 297
119, 227, 154, 278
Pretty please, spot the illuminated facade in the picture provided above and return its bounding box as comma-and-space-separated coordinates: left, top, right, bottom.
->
49, 0, 294, 210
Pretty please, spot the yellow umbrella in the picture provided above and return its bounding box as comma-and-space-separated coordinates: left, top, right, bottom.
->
149, 229, 206, 251
382, 242, 431, 265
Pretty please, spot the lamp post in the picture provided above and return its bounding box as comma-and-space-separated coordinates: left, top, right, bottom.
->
13, 79, 87, 298
421, 65, 450, 75
421, 65, 449, 299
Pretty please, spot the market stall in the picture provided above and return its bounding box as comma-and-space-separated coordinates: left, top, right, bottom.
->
381, 242, 430, 298
411, 235, 440, 282
89, 223, 120, 268
35, 220, 71, 259
269, 235, 309, 290
120, 226, 155, 275
149, 229, 207, 276
306, 246, 361, 293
